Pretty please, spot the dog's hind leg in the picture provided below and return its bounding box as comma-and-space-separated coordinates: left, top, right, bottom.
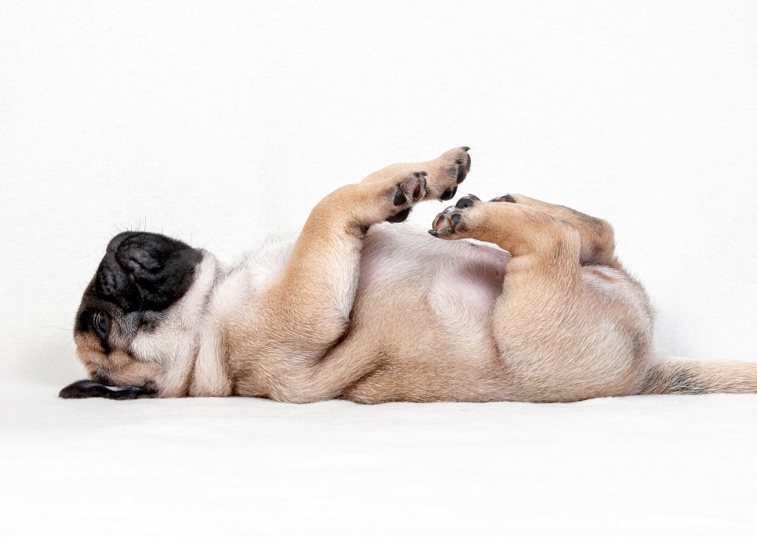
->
490, 194, 621, 269
430, 195, 652, 402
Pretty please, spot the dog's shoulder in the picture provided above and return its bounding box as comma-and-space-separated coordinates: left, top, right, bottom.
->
206, 232, 299, 319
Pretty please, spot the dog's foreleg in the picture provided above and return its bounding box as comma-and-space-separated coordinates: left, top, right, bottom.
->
361, 146, 471, 201
261, 147, 471, 357
247, 148, 471, 402
260, 173, 428, 354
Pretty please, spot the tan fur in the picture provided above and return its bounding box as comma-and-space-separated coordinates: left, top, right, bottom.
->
71, 147, 757, 403
75, 332, 164, 391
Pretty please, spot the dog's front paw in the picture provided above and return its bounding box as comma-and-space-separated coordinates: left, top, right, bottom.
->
386, 172, 428, 223
428, 194, 482, 237
424, 146, 471, 202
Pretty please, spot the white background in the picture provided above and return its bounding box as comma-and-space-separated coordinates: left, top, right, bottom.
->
1, 1, 756, 535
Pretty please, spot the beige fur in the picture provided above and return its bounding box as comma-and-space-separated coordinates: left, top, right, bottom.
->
67, 147, 757, 402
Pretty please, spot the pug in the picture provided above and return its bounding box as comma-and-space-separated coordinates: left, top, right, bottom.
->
60, 147, 757, 402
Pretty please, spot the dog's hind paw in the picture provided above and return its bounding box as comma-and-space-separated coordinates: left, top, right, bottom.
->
428, 194, 482, 237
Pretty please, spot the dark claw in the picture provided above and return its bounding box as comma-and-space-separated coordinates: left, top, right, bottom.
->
491, 194, 516, 203
456, 164, 467, 184
451, 214, 462, 225
440, 186, 457, 201
455, 151, 472, 184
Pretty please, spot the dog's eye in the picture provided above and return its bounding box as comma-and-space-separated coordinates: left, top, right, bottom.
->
93, 312, 109, 338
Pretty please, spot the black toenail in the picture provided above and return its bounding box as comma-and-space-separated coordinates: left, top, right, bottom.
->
393, 189, 407, 206
440, 186, 457, 201
387, 207, 411, 223
463, 146, 470, 151
451, 214, 462, 225
492, 194, 516, 203
456, 197, 475, 209
456, 166, 467, 184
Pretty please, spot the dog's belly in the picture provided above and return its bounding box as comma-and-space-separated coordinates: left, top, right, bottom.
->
358, 226, 510, 325
340, 226, 512, 402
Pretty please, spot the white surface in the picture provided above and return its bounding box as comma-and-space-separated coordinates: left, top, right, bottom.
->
1, 1, 756, 535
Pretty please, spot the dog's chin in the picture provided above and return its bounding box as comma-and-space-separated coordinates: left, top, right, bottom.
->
59, 379, 157, 400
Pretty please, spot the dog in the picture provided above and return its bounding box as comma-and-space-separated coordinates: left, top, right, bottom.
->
60, 147, 757, 402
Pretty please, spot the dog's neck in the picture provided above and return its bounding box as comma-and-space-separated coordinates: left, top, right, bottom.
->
149, 251, 231, 397
181, 236, 299, 397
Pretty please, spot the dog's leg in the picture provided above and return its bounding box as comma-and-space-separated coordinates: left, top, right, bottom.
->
489, 194, 620, 269
261, 173, 428, 350
361, 146, 471, 201
243, 148, 470, 401
270, 147, 469, 347
431, 195, 757, 399
430, 195, 651, 402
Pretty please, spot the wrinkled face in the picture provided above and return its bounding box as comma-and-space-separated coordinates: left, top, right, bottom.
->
61, 232, 207, 399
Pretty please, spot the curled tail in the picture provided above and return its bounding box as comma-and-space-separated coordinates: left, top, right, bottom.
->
639, 359, 757, 395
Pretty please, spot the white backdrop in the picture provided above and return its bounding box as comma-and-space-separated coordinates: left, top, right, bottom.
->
2, 2, 756, 535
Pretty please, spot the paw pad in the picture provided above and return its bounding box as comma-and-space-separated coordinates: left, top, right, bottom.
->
440, 186, 458, 201
393, 189, 407, 206
428, 194, 480, 237
455, 194, 480, 209
386, 172, 427, 223
427, 147, 471, 201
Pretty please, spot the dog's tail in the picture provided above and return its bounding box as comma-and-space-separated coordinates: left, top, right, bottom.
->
639, 358, 757, 395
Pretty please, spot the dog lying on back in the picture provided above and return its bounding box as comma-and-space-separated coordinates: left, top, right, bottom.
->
61, 147, 757, 402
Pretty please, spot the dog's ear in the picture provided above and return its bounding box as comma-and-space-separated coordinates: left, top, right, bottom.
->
59, 380, 157, 400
